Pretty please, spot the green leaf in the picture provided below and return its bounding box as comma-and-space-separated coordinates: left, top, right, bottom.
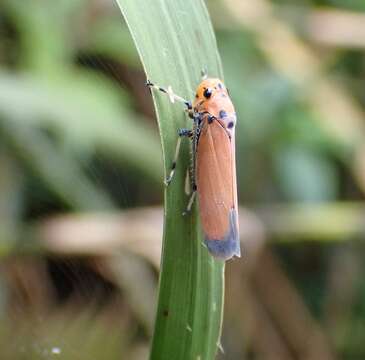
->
0, 116, 113, 210
115, 1, 225, 359
0, 71, 162, 184
274, 146, 338, 203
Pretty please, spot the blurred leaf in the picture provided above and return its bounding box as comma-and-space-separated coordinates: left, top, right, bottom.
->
2, 0, 84, 72
108, 253, 157, 335
0, 72, 162, 183
0, 117, 113, 210
86, 18, 141, 68
326, 0, 365, 12
274, 146, 338, 202
0, 151, 23, 242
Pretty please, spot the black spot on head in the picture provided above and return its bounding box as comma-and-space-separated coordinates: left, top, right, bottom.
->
228, 121, 234, 129
218, 83, 223, 89
203, 88, 213, 99
195, 94, 198, 98
219, 110, 227, 118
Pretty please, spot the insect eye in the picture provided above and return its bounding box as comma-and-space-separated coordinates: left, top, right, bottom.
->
203, 88, 213, 99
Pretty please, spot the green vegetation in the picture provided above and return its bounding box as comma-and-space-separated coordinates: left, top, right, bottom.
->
116, 1, 224, 359
0, 0, 365, 359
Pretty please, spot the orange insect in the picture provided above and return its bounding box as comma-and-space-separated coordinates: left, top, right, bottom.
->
147, 74, 240, 261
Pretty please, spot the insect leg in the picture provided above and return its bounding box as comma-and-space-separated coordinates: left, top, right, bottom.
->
182, 185, 197, 216
165, 128, 193, 186
181, 112, 202, 215
201, 68, 208, 80
185, 108, 194, 119
146, 80, 192, 110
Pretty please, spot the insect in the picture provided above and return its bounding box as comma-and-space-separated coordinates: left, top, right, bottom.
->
146, 73, 240, 261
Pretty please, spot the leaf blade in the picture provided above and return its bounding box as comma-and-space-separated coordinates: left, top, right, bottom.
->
115, 1, 225, 359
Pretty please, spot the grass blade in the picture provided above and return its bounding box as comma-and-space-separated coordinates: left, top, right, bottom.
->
115, 0, 225, 359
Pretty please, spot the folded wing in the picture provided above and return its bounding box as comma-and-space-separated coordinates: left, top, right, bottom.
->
196, 120, 240, 260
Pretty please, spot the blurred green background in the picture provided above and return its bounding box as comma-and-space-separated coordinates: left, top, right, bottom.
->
1, 0, 365, 358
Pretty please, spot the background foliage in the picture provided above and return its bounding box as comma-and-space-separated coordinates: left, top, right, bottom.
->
1, 0, 365, 358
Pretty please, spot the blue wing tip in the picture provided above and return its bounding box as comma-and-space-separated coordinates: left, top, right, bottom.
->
205, 237, 241, 261
204, 209, 241, 261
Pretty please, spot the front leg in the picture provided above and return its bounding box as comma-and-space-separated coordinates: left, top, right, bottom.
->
146, 80, 192, 111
